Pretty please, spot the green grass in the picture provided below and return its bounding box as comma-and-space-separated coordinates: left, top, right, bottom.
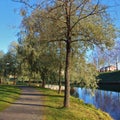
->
0, 85, 21, 111
38, 87, 113, 120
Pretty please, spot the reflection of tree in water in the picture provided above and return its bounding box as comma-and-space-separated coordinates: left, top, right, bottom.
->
82, 89, 94, 103
94, 90, 120, 120
70, 87, 79, 98
77, 88, 96, 104
76, 88, 120, 120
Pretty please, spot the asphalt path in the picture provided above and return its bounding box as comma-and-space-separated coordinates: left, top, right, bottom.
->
0, 86, 44, 120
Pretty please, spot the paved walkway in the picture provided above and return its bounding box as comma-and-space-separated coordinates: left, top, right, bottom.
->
0, 86, 44, 120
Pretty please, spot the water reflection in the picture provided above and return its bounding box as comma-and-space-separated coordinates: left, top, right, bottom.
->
76, 88, 120, 120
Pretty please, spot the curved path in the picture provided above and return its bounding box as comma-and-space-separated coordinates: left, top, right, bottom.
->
0, 86, 44, 120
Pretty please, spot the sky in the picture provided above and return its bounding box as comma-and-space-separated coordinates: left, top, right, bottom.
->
0, 0, 22, 53
0, 0, 120, 53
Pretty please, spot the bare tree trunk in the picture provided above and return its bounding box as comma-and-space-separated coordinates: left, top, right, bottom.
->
116, 56, 118, 71
63, 0, 72, 108
41, 70, 46, 88
13, 74, 16, 85
29, 78, 31, 86
42, 78, 45, 88
29, 71, 32, 86
58, 63, 62, 94
58, 41, 62, 94
64, 41, 71, 108
0, 78, 1, 84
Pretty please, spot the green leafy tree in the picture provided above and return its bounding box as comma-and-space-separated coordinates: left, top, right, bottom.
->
0, 51, 5, 84
12, 0, 116, 108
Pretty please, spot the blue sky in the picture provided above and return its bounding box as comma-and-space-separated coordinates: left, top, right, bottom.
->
0, 0, 120, 53
0, 0, 22, 53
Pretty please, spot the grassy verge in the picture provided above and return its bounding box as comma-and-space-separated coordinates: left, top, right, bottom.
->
38, 87, 113, 120
0, 85, 21, 111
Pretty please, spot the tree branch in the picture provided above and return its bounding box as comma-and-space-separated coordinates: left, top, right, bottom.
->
12, 0, 35, 9
70, 0, 105, 31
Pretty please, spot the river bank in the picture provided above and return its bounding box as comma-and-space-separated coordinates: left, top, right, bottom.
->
98, 70, 120, 83
38, 87, 113, 120
75, 87, 120, 120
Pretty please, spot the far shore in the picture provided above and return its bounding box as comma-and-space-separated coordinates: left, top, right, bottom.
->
45, 84, 65, 90
98, 81, 120, 84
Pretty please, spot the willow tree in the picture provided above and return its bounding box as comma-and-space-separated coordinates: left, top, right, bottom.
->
17, 16, 60, 87
13, 0, 116, 108
16, 28, 37, 84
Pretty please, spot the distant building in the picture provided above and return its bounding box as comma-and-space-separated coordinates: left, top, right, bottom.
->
100, 67, 105, 72
100, 65, 117, 72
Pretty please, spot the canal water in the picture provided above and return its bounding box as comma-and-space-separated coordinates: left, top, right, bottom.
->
74, 88, 120, 120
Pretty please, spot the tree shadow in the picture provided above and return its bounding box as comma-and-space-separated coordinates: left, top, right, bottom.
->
0, 88, 20, 95
0, 86, 64, 110
0, 99, 64, 109
21, 93, 64, 98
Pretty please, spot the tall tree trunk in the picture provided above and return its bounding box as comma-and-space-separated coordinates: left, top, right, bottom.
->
58, 63, 62, 94
13, 74, 16, 85
64, 0, 71, 107
29, 71, 32, 86
116, 56, 118, 71
0, 78, 1, 84
58, 41, 62, 94
42, 78, 46, 88
13, 69, 16, 85
41, 71, 46, 88
29, 78, 31, 86
64, 41, 71, 108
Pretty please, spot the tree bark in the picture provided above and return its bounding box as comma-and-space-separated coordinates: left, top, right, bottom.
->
58, 63, 62, 94
64, 41, 71, 108
41, 70, 46, 88
116, 56, 118, 71
42, 78, 45, 88
58, 41, 62, 94
0, 78, 1, 84
64, 0, 71, 107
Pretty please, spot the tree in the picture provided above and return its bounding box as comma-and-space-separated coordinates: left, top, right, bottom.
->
12, 0, 116, 108
17, 34, 41, 85
91, 47, 106, 70
91, 38, 120, 72
103, 40, 120, 70
0, 51, 5, 84
2, 50, 19, 85
17, 25, 60, 87
112, 40, 120, 70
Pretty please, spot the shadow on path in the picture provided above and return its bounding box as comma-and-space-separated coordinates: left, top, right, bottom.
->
0, 86, 45, 120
